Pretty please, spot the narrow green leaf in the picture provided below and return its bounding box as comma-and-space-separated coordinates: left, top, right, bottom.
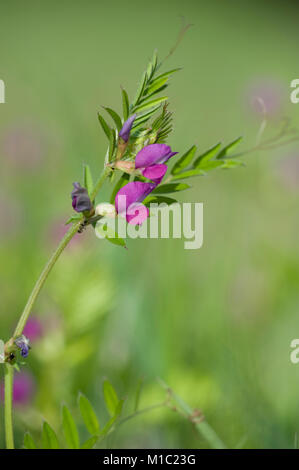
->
83, 164, 94, 197
132, 105, 161, 128
151, 68, 181, 82
108, 129, 116, 162
193, 142, 221, 168
216, 136, 243, 159
100, 399, 124, 438
152, 50, 158, 71
103, 380, 119, 417
221, 159, 244, 169
121, 88, 130, 120
105, 235, 126, 248
62, 405, 80, 449
171, 169, 205, 181
145, 76, 169, 96
133, 71, 148, 107
81, 436, 99, 449
78, 393, 100, 435
152, 183, 190, 194
42, 421, 59, 449
97, 113, 111, 140
104, 107, 122, 131
171, 145, 197, 175
95, 222, 127, 249
23, 432, 37, 449
197, 160, 223, 171
143, 195, 178, 206
147, 50, 158, 79
134, 96, 168, 113
110, 173, 130, 203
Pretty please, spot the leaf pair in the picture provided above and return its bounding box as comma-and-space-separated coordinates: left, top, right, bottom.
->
169, 137, 244, 182
24, 380, 123, 450
24, 421, 59, 450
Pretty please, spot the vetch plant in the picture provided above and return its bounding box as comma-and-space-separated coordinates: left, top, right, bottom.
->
2, 43, 296, 449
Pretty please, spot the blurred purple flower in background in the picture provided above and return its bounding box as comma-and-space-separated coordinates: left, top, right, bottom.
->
245, 79, 283, 118
23, 317, 43, 342
0, 371, 35, 406
2, 125, 44, 171
48, 217, 81, 248
45, 215, 85, 252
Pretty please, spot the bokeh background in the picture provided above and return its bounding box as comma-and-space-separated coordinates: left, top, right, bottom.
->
1, 0, 299, 449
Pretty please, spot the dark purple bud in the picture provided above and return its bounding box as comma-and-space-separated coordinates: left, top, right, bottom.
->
14, 335, 31, 358
118, 114, 137, 142
71, 182, 93, 213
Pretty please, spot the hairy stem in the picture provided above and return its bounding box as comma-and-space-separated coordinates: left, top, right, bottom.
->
5, 167, 109, 449
4, 364, 14, 449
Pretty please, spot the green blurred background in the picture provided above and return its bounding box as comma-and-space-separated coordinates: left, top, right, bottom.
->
1, 0, 299, 449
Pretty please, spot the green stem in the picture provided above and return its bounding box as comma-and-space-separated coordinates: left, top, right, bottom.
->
5, 167, 109, 449
90, 166, 110, 202
158, 379, 226, 449
14, 220, 81, 338
4, 364, 14, 449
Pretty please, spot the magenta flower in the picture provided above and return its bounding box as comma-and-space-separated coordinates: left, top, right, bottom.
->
0, 371, 35, 406
114, 144, 178, 225
23, 317, 43, 342
118, 114, 136, 142
135, 143, 177, 183
115, 181, 155, 225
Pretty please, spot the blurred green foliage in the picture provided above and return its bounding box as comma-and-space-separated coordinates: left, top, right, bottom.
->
1, 0, 299, 449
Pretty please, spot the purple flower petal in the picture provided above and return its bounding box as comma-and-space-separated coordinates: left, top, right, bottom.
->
115, 181, 156, 224
126, 203, 150, 225
142, 164, 167, 184
135, 144, 178, 169
118, 114, 137, 142
21, 345, 29, 358
14, 335, 31, 358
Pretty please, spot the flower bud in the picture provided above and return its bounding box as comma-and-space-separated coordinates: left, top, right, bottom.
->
113, 160, 135, 174
71, 182, 93, 214
118, 114, 136, 143
95, 202, 116, 218
14, 335, 31, 358
116, 114, 137, 160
